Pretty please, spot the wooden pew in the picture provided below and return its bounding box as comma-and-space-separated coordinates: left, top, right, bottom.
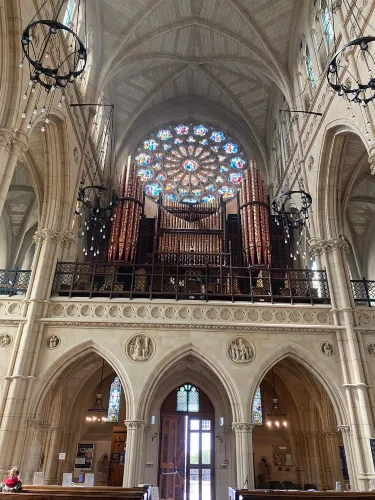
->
12, 485, 151, 500
230, 490, 375, 500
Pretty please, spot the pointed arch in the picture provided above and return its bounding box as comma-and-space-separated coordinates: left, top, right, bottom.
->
137, 343, 242, 422
246, 342, 349, 428
28, 340, 134, 420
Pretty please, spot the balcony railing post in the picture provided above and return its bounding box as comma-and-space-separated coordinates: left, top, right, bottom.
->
363, 276, 371, 307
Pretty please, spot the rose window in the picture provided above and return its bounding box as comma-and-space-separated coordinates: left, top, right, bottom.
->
135, 124, 247, 204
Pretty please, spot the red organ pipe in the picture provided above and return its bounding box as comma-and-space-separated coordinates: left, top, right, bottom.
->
107, 164, 143, 263
239, 161, 271, 266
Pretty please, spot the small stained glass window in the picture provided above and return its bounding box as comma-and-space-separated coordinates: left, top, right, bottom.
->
63, 0, 75, 25
108, 377, 121, 422
321, 0, 334, 44
176, 384, 200, 412
306, 46, 315, 87
252, 387, 263, 425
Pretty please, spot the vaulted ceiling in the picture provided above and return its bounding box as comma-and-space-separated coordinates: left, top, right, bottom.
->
89, 0, 298, 168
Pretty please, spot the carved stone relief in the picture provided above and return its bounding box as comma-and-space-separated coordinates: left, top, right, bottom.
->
227, 337, 255, 364
126, 334, 155, 362
366, 343, 375, 357
46, 335, 61, 349
0, 333, 12, 347
320, 341, 334, 357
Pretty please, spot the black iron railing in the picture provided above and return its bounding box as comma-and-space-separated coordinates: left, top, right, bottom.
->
52, 254, 330, 304
0, 269, 32, 296
351, 278, 375, 307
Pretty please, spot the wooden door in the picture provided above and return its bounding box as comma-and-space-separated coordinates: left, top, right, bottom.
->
108, 426, 127, 486
159, 415, 185, 500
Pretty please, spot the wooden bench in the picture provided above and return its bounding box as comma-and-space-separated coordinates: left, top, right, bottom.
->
13, 485, 151, 500
229, 489, 375, 500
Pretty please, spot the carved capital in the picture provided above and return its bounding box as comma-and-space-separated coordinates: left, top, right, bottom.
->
337, 425, 351, 435
0, 130, 14, 151
323, 430, 339, 439
10, 138, 28, 157
33, 229, 75, 248
124, 420, 148, 431
369, 150, 375, 176
26, 417, 40, 429
224, 425, 233, 434
232, 422, 254, 433
331, 0, 342, 13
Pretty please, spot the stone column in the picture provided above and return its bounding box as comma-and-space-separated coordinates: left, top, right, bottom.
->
305, 432, 323, 488
56, 427, 74, 484
44, 426, 63, 484
23, 419, 50, 484
309, 28, 323, 75
313, 237, 375, 490
224, 425, 236, 489
0, 131, 27, 216
0, 230, 74, 477
232, 423, 254, 489
123, 420, 148, 487
324, 431, 344, 488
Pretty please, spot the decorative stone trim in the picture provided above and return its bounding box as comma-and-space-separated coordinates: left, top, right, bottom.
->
309, 237, 351, 256
44, 301, 334, 327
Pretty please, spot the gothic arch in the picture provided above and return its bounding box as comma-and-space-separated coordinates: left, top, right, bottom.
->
28, 340, 134, 420
137, 343, 242, 422
315, 121, 369, 240
246, 342, 349, 428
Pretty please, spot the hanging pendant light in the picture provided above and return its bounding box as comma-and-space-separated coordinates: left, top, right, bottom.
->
19, 0, 87, 131
266, 368, 288, 429
85, 360, 108, 423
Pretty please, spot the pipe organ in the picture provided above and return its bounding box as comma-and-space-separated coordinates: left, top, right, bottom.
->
157, 198, 225, 265
105, 161, 275, 271
239, 160, 271, 266
107, 164, 144, 263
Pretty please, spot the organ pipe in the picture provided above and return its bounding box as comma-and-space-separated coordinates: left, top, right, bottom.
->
239, 161, 271, 266
107, 163, 144, 263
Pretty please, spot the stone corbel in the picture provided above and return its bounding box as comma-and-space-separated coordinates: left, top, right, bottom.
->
124, 420, 149, 432
0, 129, 14, 152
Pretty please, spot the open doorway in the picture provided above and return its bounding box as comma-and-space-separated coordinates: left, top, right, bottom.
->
252, 358, 347, 491
159, 384, 215, 500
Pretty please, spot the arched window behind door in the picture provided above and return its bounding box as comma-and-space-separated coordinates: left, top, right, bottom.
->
176, 384, 200, 412
252, 387, 263, 425
108, 376, 121, 422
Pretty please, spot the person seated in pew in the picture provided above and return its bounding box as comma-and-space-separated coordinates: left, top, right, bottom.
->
0, 467, 22, 493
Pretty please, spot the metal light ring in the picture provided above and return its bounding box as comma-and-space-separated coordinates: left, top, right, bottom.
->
327, 36, 375, 95
271, 190, 312, 216
22, 20, 87, 83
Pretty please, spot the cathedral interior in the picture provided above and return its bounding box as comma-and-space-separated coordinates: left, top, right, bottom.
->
0, 0, 375, 499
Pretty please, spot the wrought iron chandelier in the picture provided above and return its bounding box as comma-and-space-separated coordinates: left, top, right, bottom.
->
327, 36, 375, 106
86, 359, 108, 423
266, 368, 288, 429
20, 0, 87, 131
271, 190, 312, 230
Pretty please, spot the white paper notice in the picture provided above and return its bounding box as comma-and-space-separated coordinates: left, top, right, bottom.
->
84, 473, 95, 487
59, 453, 66, 460
151, 486, 160, 500
33, 472, 44, 486
62, 473, 73, 486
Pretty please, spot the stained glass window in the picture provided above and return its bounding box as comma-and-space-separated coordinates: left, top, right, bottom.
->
108, 377, 121, 423
321, 0, 334, 44
306, 46, 315, 87
176, 384, 199, 412
135, 124, 247, 204
63, 0, 75, 25
252, 387, 263, 425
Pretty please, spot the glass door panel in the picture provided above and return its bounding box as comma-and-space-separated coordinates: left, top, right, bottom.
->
186, 417, 213, 500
